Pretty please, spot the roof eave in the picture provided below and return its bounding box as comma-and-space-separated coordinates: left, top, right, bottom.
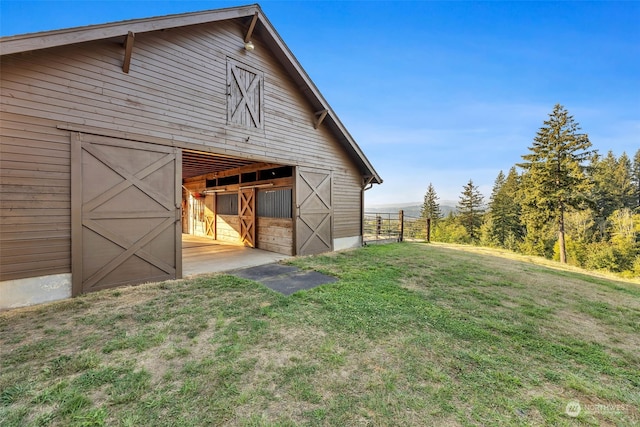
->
0, 4, 260, 55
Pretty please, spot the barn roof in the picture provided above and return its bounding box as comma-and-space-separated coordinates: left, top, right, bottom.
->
0, 4, 382, 185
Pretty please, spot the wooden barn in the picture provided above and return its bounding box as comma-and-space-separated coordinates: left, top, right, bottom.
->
0, 4, 381, 309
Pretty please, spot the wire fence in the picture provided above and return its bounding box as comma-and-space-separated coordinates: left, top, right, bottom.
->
363, 211, 431, 245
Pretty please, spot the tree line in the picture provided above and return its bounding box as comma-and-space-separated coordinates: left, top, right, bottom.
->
421, 104, 640, 278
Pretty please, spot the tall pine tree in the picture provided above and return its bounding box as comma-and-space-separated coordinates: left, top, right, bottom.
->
518, 104, 594, 263
488, 167, 523, 249
457, 179, 484, 241
591, 151, 634, 221
617, 153, 635, 210
420, 183, 442, 233
420, 183, 442, 222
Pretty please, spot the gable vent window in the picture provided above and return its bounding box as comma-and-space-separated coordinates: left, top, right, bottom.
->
227, 58, 264, 129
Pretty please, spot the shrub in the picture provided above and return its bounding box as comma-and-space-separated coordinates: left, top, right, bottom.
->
583, 242, 615, 271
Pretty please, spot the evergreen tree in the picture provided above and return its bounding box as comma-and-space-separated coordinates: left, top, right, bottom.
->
488, 167, 523, 249
591, 151, 634, 220
490, 171, 506, 202
618, 153, 636, 210
632, 149, 640, 210
518, 104, 594, 263
457, 179, 484, 241
485, 171, 506, 246
420, 183, 442, 238
518, 202, 556, 258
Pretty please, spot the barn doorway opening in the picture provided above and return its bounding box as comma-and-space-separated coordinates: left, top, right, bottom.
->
180, 149, 295, 272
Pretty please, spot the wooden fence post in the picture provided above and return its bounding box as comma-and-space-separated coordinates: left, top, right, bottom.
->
376, 215, 381, 240
426, 218, 431, 243
398, 210, 404, 242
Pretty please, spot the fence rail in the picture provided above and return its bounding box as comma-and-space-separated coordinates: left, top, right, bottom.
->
363, 211, 431, 245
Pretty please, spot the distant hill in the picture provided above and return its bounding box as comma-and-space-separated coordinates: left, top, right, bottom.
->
365, 202, 457, 218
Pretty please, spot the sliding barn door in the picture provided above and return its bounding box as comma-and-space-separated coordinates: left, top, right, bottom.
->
239, 188, 256, 247
296, 167, 333, 255
71, 133, 181, 295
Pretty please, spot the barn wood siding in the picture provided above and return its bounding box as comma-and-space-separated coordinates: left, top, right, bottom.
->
257, 217, 293, 255
0, 114, 72, 281
0, 18, 365, 282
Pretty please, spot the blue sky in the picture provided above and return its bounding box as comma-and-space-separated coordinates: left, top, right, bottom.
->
2, 1, 639, 207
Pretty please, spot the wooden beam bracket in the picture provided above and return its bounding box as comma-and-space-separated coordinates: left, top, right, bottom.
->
122, 31, 135, 73
244, 12, 259, 43
314, 109, 328, 129
362, 175, 375, 189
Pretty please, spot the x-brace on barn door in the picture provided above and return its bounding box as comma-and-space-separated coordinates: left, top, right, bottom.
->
296, 167, 333, 255
227, 59, 263, 129
239, 188, 256, 247
71, 133, 181, 296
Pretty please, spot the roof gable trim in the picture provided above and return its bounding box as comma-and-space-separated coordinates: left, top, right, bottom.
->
0, 4, 259, 56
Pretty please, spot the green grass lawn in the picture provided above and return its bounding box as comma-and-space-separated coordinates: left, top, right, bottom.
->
1, 243, 639, 426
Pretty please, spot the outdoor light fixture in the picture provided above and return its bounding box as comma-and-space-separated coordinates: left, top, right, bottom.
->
244, 40, 255, 51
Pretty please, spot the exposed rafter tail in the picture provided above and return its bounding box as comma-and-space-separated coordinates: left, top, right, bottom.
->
244, 12, 259, 43
314, 109, 328, 129
122, 31, 135, 73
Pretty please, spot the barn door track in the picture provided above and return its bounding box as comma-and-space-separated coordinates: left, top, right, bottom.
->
231, 264, 337, 296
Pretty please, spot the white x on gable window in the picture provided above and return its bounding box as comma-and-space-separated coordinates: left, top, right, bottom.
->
227, 58, 264, 129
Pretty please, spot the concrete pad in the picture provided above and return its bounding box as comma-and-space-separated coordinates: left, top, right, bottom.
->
182, 235, 337, 295
182, 234, 290, 277
232, 264, 338, 296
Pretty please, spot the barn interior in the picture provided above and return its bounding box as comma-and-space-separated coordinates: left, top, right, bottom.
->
180, 149, 295, 274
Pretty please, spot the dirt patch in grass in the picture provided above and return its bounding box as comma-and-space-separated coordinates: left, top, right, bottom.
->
553, 308, 640, 355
